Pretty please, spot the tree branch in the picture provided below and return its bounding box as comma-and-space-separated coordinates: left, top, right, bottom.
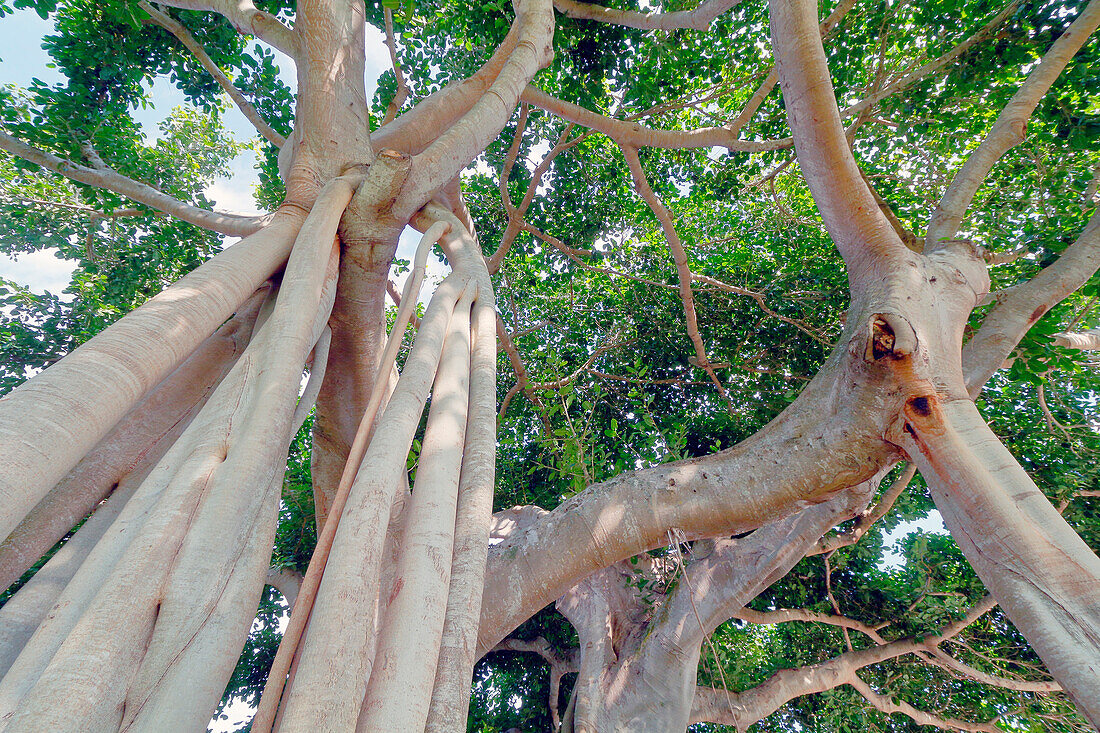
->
140, 1, 286, 147
0, 131, 266, 237
620, 144, 734, 409
521, 86, 791, 151
1053, 327, 1100, 351
381, 7, 410, 126
152, 0, 298, 57
553, 0, 745, 32
926, 0, 1100, 245
962, 209, 1100, 394
768, 0, 908, 283
847, 675, 1001, 732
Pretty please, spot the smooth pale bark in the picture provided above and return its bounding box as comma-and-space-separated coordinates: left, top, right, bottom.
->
152, 0, 297, 57
358, 291, 473, 731
478, 342, 902, 653
424, 292, 498, 733
768, 0, 907, 284
0, 293, 264, 591
139, 0, 285, 147
371, 26, 520, 156
276, 272, 470, 731
284, 0, 373, 203
277, 207, 488, 730
0, 478, 139, 678
556, 485, 871, 732
0, 180, 352, 733
764, 0, 1100, 717
553, 0, 743, 30
397, 0, 555, 215
251, 224, 449, 733
312, 154, 416, 525
0, 213, 302, 542
0, 131, 267, 238
899, 398, 1100, 720
1054, 327, 1100, 350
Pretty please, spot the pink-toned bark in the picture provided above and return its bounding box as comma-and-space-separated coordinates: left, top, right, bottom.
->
0, 213, 302, 542
0, 291, 264, 592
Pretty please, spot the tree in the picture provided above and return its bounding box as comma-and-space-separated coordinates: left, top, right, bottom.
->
0, 0, 1098, 729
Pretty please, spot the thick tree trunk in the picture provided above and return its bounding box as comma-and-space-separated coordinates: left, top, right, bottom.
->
899, 398, 1100, 719
0, 214, 303, 541
0, 292, 265, 591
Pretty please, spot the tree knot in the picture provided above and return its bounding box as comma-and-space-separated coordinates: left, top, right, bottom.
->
864, 313, 916, 362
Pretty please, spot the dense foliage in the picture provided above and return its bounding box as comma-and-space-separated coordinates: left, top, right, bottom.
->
2, 0, 1098, 729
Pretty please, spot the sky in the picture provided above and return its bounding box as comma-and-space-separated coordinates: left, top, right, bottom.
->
0, 7, 438, 301
0, 10, 950, 727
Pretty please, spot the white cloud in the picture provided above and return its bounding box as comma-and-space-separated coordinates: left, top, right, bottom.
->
0, 248, 78, 298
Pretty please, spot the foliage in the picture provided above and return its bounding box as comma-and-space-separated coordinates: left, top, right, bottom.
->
1, 0, 1099, 729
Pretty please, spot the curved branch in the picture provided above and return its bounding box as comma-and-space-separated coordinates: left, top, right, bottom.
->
847, 675, 1001, 732
728, 0, 860, 136
140, 1, 286, 147
926, 0, 1100, 245
400, 0, 556, 213
962, 210, 1100, 394
152, 0, 298, 57
620, 145, 734, 408
381, 7, 410, 126
522, 86, 791, 151
768, 0, 907, 282
0, 131, 266, 237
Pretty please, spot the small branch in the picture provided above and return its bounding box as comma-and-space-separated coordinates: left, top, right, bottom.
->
691, 273, 832, 345
926, 0, 1100, 245
843, 0, 1019, 122
381, 8, 410, 126
810, 464, 916, 555
489, 121, 582, 273
692, 595, 1008, 729
924, 647, 1061, 693
735, 606, 886, 645
963, 210, 1100, 394
620, 144, 734, 410
847, 674, 1001, 732
496, 314, 552, 430
0, 131, 266, 237
140, 1, 285, 147
553, 0, 745, 32
522, 86, 792, 152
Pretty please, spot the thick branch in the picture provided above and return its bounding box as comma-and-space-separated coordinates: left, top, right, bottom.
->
152, 0, 297, 57
768, 0, 907, 282
399, 0, 555, 213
